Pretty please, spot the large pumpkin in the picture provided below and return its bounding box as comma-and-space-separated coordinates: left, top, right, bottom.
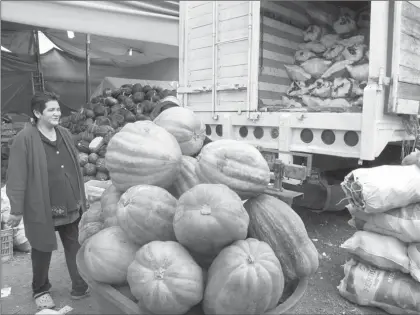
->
127, 241, 204, 315
203, 238, 284, 315
173, 184, 249, 268
84, 226, 139, 285
105, 121, 182, 191
195, 140, 270, 199
153, 107, 206, 156
244, 194, 319, 282
167, 156, 200, 199
117, 185, 177, 246
100, 184, 122, 228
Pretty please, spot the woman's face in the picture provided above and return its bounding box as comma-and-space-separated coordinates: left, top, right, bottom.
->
35, 100, 61, 127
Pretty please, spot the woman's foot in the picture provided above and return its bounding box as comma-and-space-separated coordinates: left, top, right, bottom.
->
34, 292, 55, 310
71, 287, 90, 300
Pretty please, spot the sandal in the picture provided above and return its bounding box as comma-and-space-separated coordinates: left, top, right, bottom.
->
34, 293, 55, 310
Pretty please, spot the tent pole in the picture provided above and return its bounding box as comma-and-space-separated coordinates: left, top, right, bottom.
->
33, 31, 42, 75
85, 33, 91, 105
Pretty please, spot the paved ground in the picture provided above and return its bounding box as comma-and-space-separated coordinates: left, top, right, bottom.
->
1, 207, 386, 315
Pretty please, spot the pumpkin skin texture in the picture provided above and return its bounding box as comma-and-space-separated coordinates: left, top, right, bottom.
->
167, 156, 200, 199
100, 184, 122, 228
244, 194, 319, 282
117, 185, 177, 246
195, 140, 270, 199
153, 107, 206, 156
105, 121, 182, 192
84, 226, 139, 285
173, 184, 249, 267
127, 241, 204, 315
203, 238, 284, 315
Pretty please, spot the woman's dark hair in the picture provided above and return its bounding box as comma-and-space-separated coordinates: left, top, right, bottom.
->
31, 91, 60, 122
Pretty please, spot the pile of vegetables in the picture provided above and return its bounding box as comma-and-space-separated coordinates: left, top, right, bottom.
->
60, 83, 178, 182
78, 106, 319, 315
269, 6, 371, 112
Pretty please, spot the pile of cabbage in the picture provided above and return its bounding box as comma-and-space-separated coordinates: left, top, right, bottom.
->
280, 7, 370, 112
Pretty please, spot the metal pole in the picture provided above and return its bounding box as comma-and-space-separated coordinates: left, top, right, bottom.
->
85, 33, 91, 105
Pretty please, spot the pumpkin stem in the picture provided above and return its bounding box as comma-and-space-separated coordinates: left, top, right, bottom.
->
154, 267, 165, 280
247, 255, 255, 264
200, 205, 212, 215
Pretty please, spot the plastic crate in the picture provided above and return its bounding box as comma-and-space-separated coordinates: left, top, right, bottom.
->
1, 228, 13, 262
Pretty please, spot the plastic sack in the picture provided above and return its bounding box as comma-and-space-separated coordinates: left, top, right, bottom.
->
331, 77, 352, 98
284, 65, 312, 82
350, 96, 363, 108
347, 204, 420, 243
286, 81, 309, 97
78, 201, 104, 245
325, 98, 351, 109
333, 15, 357, 35
408, 244, 420, 282
322, 44, 345, 61
341, 164, 420, 213
339, 35, 365, 47
303, 25, 325, 42
308, 79, 332, 98
351, 80, 367, 97
322, 60, 353, 79
320, 34, 341, 48
341, 231, 410, 273
300, 58, 332, 79
277, 96, 304, 109
301, 95, 326, 108
342, 44, 366, 63
294, 50, 316, 64
84, 180, 112, 205
346, 63, 369, 81
338, 259, 420, 315
298, 42, 326, 54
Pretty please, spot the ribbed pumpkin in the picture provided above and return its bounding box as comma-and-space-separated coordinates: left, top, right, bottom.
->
173, 184, 249, 268
127, 241, 203, 315
153, 107, 206, 156
117, 185, 178, 246
244, 194, 319, 282
195, 140, 270, 199
203, 238, 284, 315
100, 184, 122, 228
167, 156, 200, 199
84, 226, 139, 285
105, 121, 182, 191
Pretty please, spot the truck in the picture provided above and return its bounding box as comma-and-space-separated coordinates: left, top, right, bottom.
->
177, 0, 420, 209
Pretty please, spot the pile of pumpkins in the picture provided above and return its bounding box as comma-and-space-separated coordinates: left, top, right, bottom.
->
78, 106, 319, 315
60, 83, 178, 182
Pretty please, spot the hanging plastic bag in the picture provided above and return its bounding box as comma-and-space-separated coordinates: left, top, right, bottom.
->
408, 244, 420, 282
300, 58, 332, 78
342, 164, 420, 213
284, 65, 312, 82
338, 259, 420, 315
341, 231, 410, 273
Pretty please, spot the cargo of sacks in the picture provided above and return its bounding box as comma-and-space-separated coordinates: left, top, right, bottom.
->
338, 156, 420, 314
259, 3, 370, 112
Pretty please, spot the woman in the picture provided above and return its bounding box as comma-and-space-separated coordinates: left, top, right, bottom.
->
6, 92, 89, 310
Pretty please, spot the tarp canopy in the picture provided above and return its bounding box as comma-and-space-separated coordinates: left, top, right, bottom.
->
1, 49, 178, 116
1, 1, 179, 63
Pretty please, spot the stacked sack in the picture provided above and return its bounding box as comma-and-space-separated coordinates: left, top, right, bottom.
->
338, 155, 420, 314
280, 7, 370, 112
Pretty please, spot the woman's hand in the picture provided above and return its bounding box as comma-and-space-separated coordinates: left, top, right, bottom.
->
7, 214, 23, 227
